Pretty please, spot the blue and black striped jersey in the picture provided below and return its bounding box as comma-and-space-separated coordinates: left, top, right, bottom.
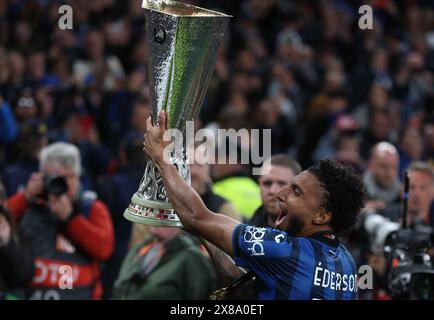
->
232, 224, 358, 300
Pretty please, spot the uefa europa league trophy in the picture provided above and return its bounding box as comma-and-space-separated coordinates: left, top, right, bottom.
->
123, 0, 230, 227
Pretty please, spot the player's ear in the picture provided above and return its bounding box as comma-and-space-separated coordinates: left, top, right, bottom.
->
312, 209, 331, 226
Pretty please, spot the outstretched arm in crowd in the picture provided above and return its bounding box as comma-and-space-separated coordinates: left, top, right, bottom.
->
143, 112, 239, 256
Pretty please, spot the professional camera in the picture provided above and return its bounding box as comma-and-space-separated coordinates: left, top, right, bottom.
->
384, 224, 434, 300
360, 211, 434, 300
40, 174, 68, 199
358, 169, 434, 300
361, 212, 400, 255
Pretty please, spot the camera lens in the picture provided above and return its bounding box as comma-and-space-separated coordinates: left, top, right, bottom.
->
410, 273, 434, 300
44, 175, 68, 196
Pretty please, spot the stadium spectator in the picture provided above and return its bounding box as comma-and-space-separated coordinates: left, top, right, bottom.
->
0, 180, 34, 300
363, 142, 401, 213
7, 142, 114, 299
113, 226, 216, 300
2, 119, 47, 195
97, 132, 147, 299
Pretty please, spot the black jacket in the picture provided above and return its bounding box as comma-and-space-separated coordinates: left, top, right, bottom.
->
0, 237, 34, 299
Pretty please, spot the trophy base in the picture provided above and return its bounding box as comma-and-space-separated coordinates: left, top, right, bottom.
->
123, 193, 183, 227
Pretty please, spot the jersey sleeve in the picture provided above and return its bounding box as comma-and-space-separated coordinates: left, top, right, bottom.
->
232, 224, 293, 270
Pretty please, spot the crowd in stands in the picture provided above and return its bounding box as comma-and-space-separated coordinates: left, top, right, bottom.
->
1, 0, 434, 300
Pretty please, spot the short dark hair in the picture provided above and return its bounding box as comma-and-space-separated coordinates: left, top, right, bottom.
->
308, 159, 366, 235
269, 154, 302, 176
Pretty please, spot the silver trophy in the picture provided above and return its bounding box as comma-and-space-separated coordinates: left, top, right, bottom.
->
123, 0, 230, 227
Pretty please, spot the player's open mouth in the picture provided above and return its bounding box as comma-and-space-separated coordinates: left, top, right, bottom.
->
275, 200, 287, 226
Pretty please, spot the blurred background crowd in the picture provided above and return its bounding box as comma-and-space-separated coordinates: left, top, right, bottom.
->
1, 0, 434, 300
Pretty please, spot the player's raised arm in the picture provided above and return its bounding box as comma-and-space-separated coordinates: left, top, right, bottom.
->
142, 112, 239, 256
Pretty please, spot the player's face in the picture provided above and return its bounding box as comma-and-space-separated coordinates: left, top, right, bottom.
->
275, 171, 326, 236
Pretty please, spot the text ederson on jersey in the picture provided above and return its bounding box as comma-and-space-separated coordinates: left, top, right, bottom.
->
232, 225, 358, 300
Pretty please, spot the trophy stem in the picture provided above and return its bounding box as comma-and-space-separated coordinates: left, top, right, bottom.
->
124, 148, 190, 227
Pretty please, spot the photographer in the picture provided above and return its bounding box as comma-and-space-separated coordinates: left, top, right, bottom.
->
0, 181, 34, 300
359, 161, 434, 299
375, 161, 434, 229
7, 142, 114, 299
